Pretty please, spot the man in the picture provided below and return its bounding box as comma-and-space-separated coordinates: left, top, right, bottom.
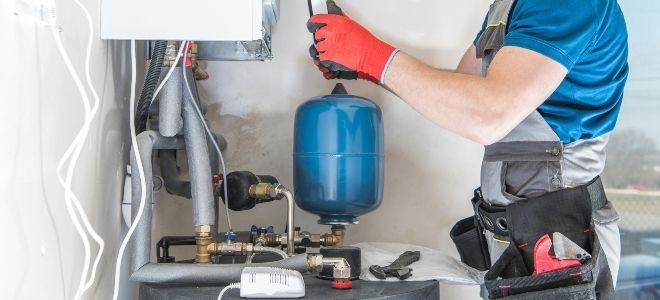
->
307, 0, 628, 298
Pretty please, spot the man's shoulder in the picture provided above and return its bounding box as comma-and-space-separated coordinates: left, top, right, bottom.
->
511, 0, 603, 20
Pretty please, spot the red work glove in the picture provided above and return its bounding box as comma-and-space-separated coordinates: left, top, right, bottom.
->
307, 14, 398, 84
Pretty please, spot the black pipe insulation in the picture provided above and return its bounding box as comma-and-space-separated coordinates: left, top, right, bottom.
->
220, 171, 280, 211
159, 150, 192, 198
158, 133, 226, 199
136, 40, 168, 133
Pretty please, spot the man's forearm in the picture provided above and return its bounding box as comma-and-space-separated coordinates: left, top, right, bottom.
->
384, 52, 510, 145
383, 48, 566, 145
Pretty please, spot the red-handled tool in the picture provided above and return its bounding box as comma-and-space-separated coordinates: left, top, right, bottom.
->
533, 234, 582, 275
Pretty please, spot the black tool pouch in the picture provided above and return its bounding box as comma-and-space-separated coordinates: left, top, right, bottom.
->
485, 235, 613, 299
450, 190, 492, 271
482, 178, 615, 299
450, 216, 490, 271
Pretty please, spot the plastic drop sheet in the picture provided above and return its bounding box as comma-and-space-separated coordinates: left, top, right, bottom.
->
353, 242, 486, 285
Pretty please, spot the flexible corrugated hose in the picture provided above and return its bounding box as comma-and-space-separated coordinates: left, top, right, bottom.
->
135, 40, 168, 133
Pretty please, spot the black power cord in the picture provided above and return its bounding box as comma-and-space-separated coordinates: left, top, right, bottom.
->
135, 40, 168, 133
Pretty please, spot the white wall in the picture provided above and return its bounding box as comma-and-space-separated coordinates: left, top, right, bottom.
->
0, 0, 137, 299
156, 1, 489, 299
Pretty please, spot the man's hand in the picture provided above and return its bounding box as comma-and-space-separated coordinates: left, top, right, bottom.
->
307, 14, 397, 84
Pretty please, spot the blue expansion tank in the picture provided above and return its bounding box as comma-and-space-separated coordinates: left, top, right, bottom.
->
293, 83, 384, 225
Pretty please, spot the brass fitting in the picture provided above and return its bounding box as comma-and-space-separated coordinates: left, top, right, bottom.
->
163, 42, 179, 66
190, 42, 199, 65
208, 242, 252, 256
330, 258, 352, 280
320, 233, 337, 247
190, 42, 209, 80
331, 225, 346, 246
307, 254, 324, 272
195, 225, 213, 264
321, 225, 346, 247
307, 254, 351, 280
249, 183, 277, 200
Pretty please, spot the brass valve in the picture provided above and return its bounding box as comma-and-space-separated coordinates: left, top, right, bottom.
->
207, 242, 253, 256
190, 42, 209, 80
194, 225, 213, 264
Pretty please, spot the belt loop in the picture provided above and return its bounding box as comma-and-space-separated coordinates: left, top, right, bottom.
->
475, 188, 484, 201
472, 190, 487, 233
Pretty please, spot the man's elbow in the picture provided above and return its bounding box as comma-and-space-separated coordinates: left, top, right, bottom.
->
471, 109, 515, 146
472, 127, 508, 146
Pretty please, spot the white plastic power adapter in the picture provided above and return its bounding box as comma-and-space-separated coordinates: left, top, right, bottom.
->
238, 267, 305, 299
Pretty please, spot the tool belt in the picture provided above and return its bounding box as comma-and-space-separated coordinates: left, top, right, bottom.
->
450, 177, 615, 299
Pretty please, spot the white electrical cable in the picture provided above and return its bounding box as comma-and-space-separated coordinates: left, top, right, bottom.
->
151, 41, 186, 104
72, 0, 104, 296
217, 283, 240, 300
112, 40, 144, 300
51, 24, 93, 300
181, 42, 233, 231
49, 2, 105, 299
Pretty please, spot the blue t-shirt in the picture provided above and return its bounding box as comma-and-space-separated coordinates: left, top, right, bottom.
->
475, 0, 629, 143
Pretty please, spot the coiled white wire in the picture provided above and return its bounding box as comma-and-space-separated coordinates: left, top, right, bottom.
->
50, 1, 104, 299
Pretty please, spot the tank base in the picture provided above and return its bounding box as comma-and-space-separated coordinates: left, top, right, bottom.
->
318, 215, 359, 225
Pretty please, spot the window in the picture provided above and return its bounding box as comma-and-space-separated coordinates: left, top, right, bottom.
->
604, 0, 660, 298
